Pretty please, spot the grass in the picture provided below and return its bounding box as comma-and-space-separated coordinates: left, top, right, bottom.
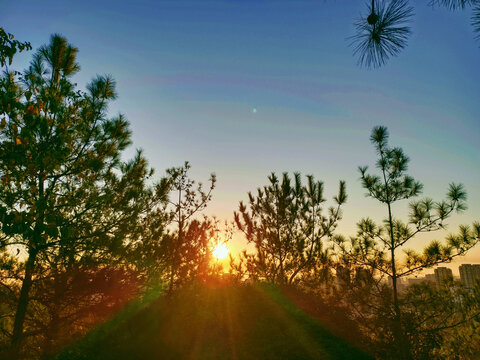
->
53, 282, 372, 360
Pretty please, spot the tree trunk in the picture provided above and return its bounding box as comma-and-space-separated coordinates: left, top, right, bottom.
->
168, 260, 175, 293
168, 186, 183, 294
387, 202, 411, 359
381, 147, 410, 360
10, 248, 38, 359
42, 311, 60, 359
41, 271, 63, 358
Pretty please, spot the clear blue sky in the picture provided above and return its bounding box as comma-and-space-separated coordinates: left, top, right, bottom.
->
2, 0, 479, 273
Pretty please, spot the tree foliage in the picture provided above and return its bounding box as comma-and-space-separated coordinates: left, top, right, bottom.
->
0, 28, 31, 67
334, 126, 479, 358
163, 162, 217, 291
336, 126, 478, 286
402, 280, 480, 359
0, 34, 165, 359
234, 172, 346, 285
351, 0, 414, 68
0, 30, 479, 360
351, 0, 480, 68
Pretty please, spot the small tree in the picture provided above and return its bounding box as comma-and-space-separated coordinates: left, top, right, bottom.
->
234, 172, 346, 285
335, 126, 480, 358
163, 162, 216, 292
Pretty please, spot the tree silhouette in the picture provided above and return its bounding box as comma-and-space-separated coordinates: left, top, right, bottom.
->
0, 34, 161, 359
429, 0, 477, 10
164, 162, 216, 292
0, 28, 31, 67
472, 3, 480, 39
430, 0, 480, 42
351, 0, 480, 68
351, 0, 414, 68
334, 126, 480, 358
234, 172, 346, 285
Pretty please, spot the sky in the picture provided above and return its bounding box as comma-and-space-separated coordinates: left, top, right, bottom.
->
2, 0, 479, 275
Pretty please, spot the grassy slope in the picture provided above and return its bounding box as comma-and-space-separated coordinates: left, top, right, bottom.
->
54, 283, 372, 360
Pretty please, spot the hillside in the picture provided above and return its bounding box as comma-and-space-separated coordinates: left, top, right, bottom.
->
54, 283, 373, 360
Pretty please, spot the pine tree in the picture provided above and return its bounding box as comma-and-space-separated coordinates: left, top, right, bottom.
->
351, 0, 414, 68
234, 172, 346, 285
164, 162, 216, 292
350, 0, 480, 68
0, 28, 31, 67
334, 126, 480, 358
0, 34, 161, 358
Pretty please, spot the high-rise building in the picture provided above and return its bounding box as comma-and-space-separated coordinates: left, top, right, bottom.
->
434, 267, 453, 286
459, 264, 480, 289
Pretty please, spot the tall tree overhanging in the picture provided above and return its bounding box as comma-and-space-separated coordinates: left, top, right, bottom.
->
334, 126, 480, 358
0, 34, 162, 359
351, 0, 414, 68
350, 0, 480, 68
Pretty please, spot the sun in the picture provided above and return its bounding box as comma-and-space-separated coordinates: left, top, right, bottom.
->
212, 243, 229, 260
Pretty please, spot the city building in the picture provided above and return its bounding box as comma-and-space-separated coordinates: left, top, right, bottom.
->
434, 267, 453, 286
459, 264, 480, 289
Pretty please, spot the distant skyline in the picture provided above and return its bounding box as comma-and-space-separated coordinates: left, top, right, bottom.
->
2, 0, 479, 274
